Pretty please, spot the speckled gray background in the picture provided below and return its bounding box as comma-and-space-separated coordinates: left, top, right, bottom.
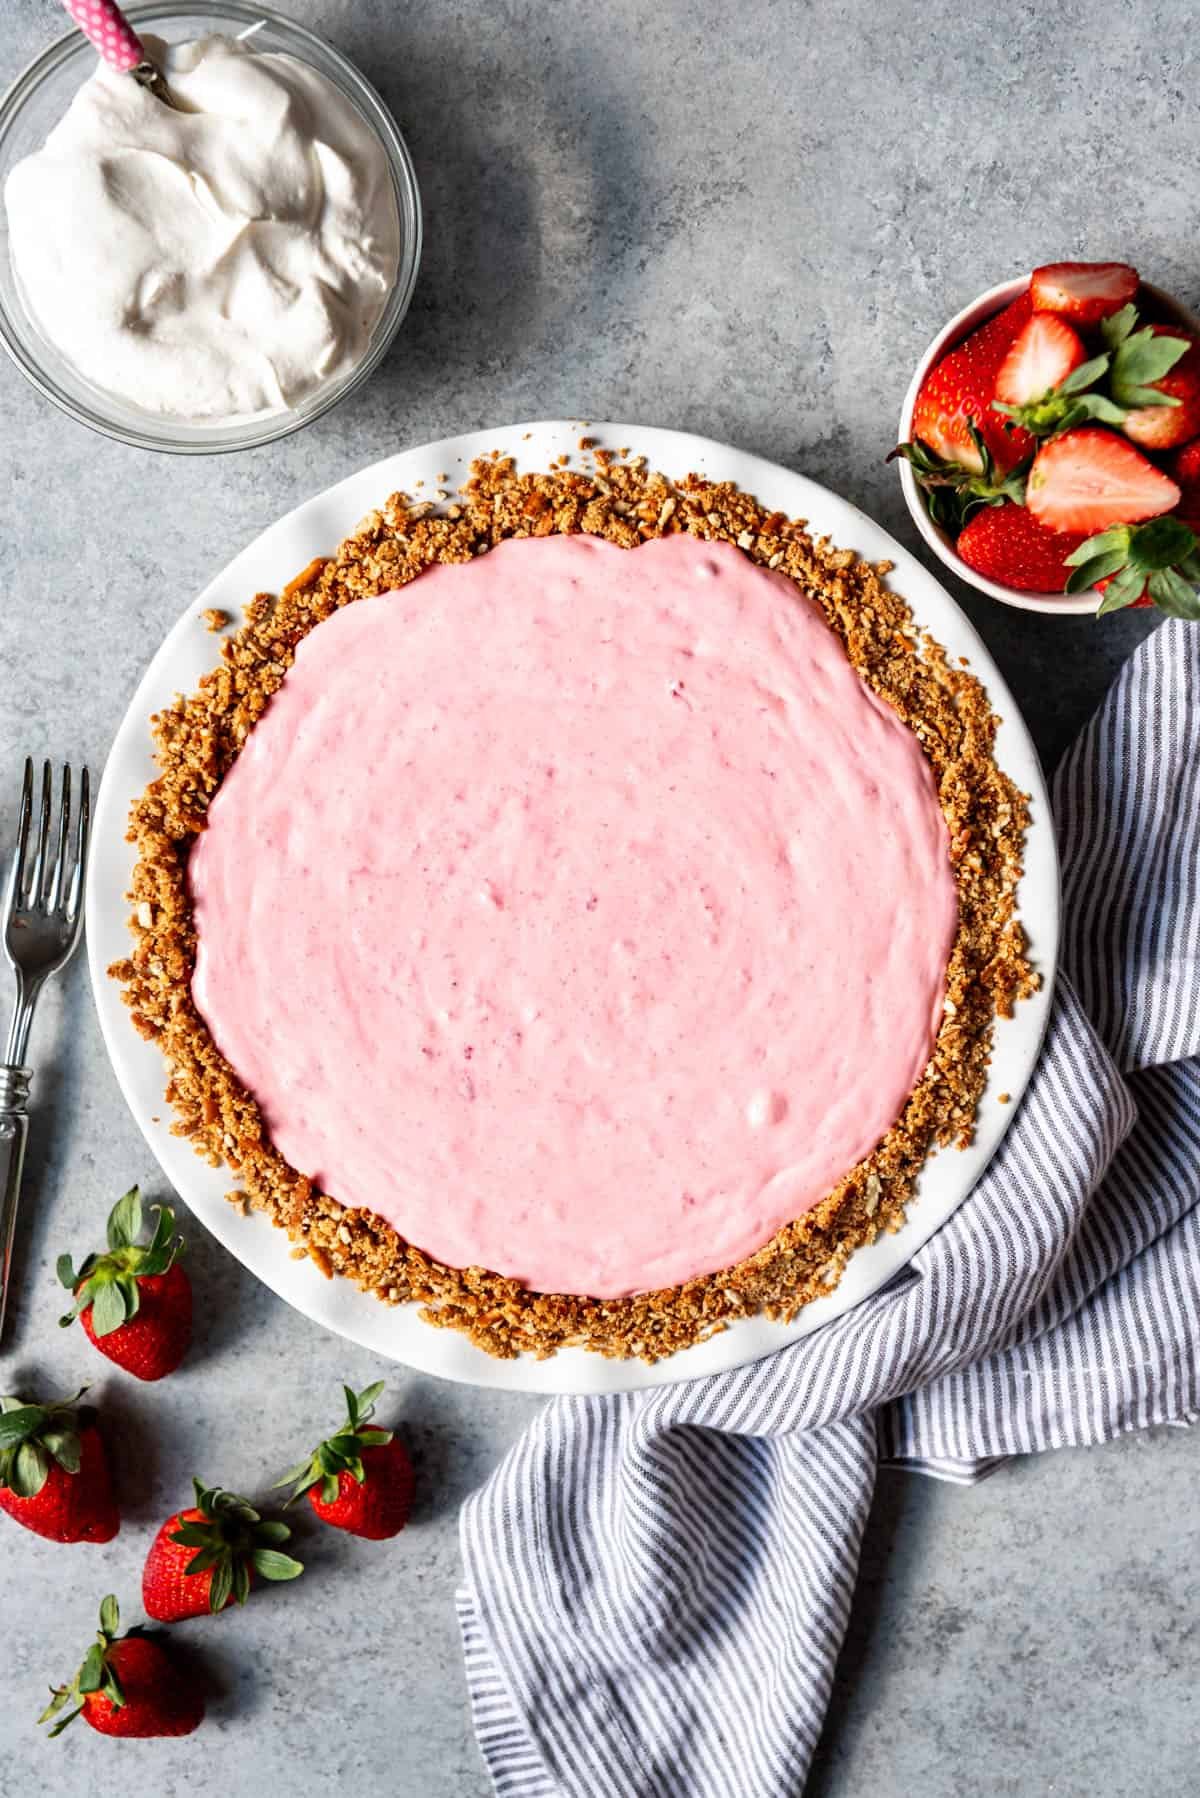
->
0, 0, 1196, 1792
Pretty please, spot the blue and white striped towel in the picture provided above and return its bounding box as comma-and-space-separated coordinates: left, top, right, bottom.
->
457, 619, 1200, 1798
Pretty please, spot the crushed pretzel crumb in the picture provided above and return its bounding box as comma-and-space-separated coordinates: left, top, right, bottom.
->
111, 448, 1035, 1363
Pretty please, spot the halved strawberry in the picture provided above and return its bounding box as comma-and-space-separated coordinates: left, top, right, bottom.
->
956, 505, 1086, 593
909, 290, 1034, 473
994, 314, 1088, 407
1025, 427, 1180, 534
1031, 261, 1139, 326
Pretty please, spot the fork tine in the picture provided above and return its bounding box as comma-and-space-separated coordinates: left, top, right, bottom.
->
10, 757, 33, 910
25, 760, 52, 908
46, 764, 72, 912
66, 766, 91, 923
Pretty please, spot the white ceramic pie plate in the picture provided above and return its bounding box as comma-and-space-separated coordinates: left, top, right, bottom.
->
87, 421, 1059, 1394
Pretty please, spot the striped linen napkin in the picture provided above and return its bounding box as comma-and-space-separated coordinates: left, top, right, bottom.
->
457, 619, 1200, 1798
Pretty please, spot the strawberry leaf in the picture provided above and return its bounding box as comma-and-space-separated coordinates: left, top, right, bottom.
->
40, 1426, 80, 1474
39, 1686, 73, 1723
1058, 353, 1112, 395
46, 1705, 84, 1737
106, 1187, 142, 1252
0, 1404, 45, 1449
148, 1203, 175, 1257
171, 1520, 216, 1547
1148, 569, 1200, 619
56, 1254, 78, 1292
327, 1432, 364, 1458
1096, 566, 1147, 615
251, 1548, 304, 1581
1123, 516, 1197, 570
1065, 527, 1131, 566
1065, 549, 1131, 594
272, 1458, 316, 1499
184, 1547, 222, 1575
320, 1472, 340, 1504
232, 1559, 252, 1606
90, 1277, 129, 1338
98, 1595, 119, 1638
1111, 327, 1189, 409
12, 1439, 49, 1497
1101, 304, 1139, 350
77, 1645, 105, 1695
254, 1519, 292, 1544
209, 1558, 234, 1613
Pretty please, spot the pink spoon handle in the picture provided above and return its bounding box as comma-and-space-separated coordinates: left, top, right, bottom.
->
59, 0, 145, 73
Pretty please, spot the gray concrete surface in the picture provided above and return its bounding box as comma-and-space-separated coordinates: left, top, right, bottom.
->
1, 0, 1196, 1792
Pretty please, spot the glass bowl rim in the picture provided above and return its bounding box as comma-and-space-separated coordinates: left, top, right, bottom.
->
0, 0, 422, 454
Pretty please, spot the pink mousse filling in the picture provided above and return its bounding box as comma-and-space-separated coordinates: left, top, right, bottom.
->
189, 532, 958, 1298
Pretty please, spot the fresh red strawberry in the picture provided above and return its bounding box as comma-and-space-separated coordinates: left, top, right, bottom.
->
276, 1381, 414, 1540
59, 1185, 192, 1380
910, 290, 1035, 473
956, 505, 1086, 593
1065, 517, 1200, 619
0, 1390, 118, 1543
40, 1595, 203, 1738
1118, 328, 1200, 451
1170, 438, 1200, 526
1030, 260, 1139, 325
143, 1480, 302, 1620
1025, 427, 1180, 533
994, 314, 1087, 407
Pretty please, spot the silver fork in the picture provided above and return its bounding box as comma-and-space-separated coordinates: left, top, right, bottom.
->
0, 759, 91, 1339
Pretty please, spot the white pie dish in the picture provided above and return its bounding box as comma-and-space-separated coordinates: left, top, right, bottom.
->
86, 420, 1060, 1394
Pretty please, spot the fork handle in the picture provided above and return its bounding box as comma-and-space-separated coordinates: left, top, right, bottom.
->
0, 1066, 31, 1343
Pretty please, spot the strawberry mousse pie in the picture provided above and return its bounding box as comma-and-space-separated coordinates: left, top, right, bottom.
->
112, 450, 1035, 1360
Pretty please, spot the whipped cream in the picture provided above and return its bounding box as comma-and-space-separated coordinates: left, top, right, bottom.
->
4, 34, 401, 422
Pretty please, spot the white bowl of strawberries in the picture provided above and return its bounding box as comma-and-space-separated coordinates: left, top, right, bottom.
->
894, 262, 1200, 618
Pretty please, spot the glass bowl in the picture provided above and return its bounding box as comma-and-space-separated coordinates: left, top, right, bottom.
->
0, 2, 422, 453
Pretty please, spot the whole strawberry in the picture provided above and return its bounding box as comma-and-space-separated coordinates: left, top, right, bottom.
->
59, 1185, 192, 1381
956, 503, 1086, 593
275, 1381, 414, 1540
40, 1595, 203, 1738
143, 1479, 302, 1620
0, 1390, 118, 1543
